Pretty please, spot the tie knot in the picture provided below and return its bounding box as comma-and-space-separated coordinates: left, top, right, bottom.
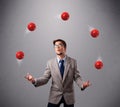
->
59, 60, 64, 64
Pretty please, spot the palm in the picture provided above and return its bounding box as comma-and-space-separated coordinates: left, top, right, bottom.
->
83, 81, 91, 88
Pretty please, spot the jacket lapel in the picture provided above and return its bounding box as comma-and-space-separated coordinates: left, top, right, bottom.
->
54, 58, 63, 82
62, 56, 70, 83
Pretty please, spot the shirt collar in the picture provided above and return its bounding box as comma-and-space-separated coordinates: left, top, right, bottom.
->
57, 55, 66, 63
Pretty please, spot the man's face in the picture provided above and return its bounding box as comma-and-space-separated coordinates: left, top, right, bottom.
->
54, 41, 66, 55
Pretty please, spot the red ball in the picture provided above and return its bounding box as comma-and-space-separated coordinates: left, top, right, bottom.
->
27, 22, 36, 31
16, 51, 24, 60
95, 60, 103, 69
90, 29, 99, 38
61, 12, 70, 21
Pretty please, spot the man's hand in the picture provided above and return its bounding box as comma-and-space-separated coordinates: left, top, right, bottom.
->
81, 80, 91, 90
24, 73, 35, 83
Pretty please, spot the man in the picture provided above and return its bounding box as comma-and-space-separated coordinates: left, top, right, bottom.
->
25, 39, 91, 107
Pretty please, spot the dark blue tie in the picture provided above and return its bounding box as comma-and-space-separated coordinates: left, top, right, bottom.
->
59, 60, 64, 78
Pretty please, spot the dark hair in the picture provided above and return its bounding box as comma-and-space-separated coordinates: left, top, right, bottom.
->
53, 39, 67, 48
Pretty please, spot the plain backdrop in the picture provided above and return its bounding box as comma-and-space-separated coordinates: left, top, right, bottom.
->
0, 0, 120, 107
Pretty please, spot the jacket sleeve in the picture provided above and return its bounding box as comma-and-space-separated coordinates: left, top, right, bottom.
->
33, 61, 51, 87
73, 60, 85, 90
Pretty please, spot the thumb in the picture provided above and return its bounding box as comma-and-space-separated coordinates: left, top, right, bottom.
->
24, 73, 30, 79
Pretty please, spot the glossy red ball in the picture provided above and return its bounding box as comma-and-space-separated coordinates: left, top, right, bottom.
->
95, 60, 103, 69
27, 22, 36, 31
61, 12, 70, 21
16, 51, 24, 60
90, 29, 99, 38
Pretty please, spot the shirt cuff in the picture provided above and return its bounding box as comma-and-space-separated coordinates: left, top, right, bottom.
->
81, 84, 85, 91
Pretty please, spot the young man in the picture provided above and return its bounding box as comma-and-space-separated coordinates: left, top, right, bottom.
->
25, 39, 91, 107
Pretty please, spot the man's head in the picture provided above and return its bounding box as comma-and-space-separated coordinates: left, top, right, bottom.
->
53, 39, 67, 56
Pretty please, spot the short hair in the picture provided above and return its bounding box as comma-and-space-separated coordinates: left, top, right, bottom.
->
53, 39, 67, 48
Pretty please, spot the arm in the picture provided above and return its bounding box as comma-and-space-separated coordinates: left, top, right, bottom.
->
33, 62, 51, 87
73, 60, 84, 90
73, 60, 90, 90
25, 61, 51, 87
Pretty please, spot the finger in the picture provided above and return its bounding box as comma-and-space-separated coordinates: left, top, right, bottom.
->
87, 81, 92, 86
24, 73, 31, 80
27, 73, 30, 76
28, 75, 33, 80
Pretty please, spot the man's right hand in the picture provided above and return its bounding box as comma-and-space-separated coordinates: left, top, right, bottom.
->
24, 73, 35, 83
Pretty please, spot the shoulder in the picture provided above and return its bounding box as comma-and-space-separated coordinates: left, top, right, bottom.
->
47, 57, 56, 64
66, 55, 76, 63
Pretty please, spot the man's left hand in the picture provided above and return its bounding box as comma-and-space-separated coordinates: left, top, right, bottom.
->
82, 80, 91, 89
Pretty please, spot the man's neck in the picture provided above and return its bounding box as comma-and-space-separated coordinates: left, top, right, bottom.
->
57, 54, 66, 60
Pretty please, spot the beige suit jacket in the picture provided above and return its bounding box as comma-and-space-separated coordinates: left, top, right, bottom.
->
34, 55, 83, 105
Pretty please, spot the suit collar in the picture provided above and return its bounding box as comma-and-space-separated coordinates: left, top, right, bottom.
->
54, 55, 71, 83
54, 57, 63, 82
62, 56, 71, 82
56, 55, 66, 64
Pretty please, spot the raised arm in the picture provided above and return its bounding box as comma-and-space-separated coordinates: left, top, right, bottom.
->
25, 61, 51, 87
